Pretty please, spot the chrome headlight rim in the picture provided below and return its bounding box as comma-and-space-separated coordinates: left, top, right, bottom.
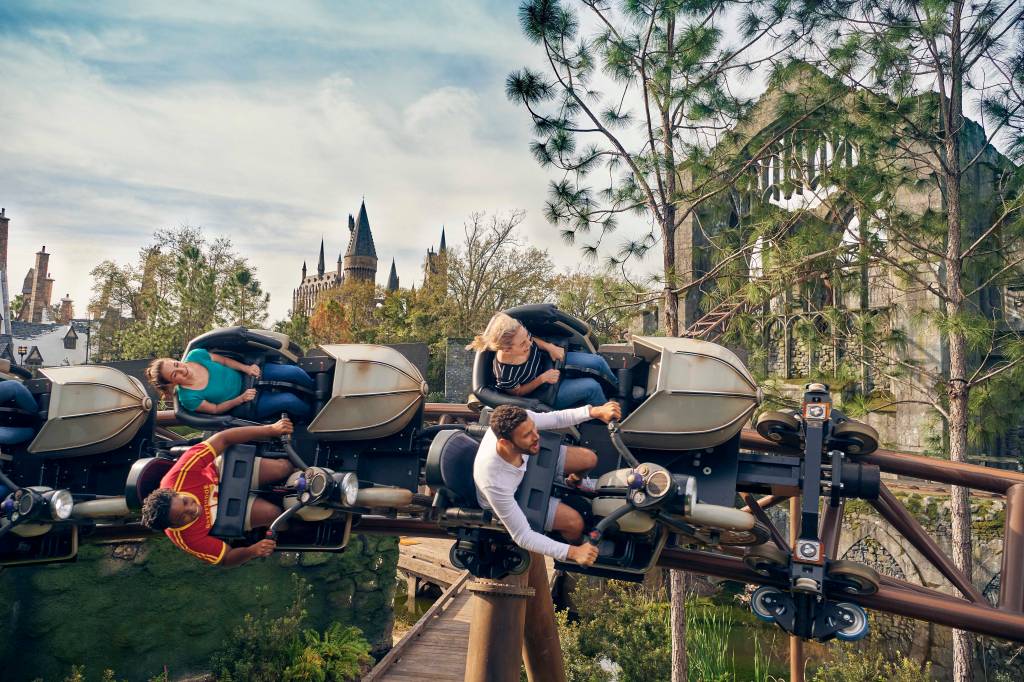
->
340, 473, 359, 507
48, 489, 74, 521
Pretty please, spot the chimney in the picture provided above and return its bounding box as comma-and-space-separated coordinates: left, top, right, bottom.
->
59, 294, 74, 324
27, 246, 50, 323
0, 209, 9, 335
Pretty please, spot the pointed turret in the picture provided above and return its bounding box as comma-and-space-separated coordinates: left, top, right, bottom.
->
386, 259, 399, 292
439, 226, 446, 252
343, 199, 379, 282
317, 238, 325, 276
302, 260, 307, 280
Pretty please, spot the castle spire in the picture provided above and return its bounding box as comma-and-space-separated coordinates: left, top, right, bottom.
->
386, 258, 399, 292
439, 226, 446, 252
302, 260, 307, 280
317, 238, 325, 276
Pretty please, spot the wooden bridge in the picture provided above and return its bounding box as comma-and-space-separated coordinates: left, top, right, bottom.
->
365, 537, 558, 681
364, 538, 473, 681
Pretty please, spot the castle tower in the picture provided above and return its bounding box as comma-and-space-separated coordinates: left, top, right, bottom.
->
343, 200, 378, 283
386, 258, 399, 292
0, 209, 10, 335
317, 238, 325, 276
424, 226, 449, 282
26, 246, 51, 324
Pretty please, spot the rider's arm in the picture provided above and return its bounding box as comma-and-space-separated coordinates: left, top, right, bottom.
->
506, 374, 550, 396
529, 405, 593, 431
209, 353, 252, 373
206, 423, 280, 456
220, 544, 260, 567
478, 480, 570, 561
195, 395, 249, 415
531, 337, 563, 361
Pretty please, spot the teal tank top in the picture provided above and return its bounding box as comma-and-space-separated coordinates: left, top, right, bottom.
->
176, 348, 244, 411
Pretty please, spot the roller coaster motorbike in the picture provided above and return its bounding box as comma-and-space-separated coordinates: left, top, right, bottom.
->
0, 306, 886, 643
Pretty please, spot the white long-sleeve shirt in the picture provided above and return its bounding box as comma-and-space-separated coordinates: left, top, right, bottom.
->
473, 405, 593, 561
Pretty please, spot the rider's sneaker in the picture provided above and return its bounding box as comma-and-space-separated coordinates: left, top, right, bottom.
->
567, 476, 597, 493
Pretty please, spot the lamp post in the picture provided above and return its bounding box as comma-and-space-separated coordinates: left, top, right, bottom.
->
17, 345, 26, 366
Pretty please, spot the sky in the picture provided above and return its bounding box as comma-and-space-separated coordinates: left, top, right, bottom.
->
0, 1, 656, 321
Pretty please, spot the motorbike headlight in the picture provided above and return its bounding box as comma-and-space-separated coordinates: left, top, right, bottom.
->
645, 470, 672, 498
47, 489, 74, 521
340, 473, 359, 507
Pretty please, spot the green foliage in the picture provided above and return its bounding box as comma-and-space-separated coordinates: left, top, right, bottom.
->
686, 600, 735, 682
211, 577, 309, 682
212, 575, 371, 682
809, 648, 931, 682
89, 226, 270, 361
550, 267, 645, 344
557, 580, 754, 682
282, 623, 373, 682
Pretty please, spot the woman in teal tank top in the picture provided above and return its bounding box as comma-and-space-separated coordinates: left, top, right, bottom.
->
146, 349, 314, 418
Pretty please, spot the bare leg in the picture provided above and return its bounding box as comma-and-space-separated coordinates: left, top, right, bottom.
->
257, 458, 294, 486
248, 497, 283, 529
563, 446, 598, 485
551, 502, 585, 543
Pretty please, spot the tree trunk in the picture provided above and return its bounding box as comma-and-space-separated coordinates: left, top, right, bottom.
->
670, 569, 687, 682
943, 7, 974, 679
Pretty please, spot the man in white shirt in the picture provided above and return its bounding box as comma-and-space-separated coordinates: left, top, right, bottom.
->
473, 401, 621, 566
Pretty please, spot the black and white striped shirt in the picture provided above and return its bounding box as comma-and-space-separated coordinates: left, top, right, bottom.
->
493, 342, 543, 390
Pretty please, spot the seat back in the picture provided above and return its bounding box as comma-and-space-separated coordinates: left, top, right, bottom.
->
124, 457, 175, 510
210, 444, 257, 539
424, 429, 481, 506
471, 350, 553, 412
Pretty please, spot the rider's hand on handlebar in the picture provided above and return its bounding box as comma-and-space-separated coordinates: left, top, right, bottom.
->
251, 538, 276, 558
567, 543, 599, 566
269, 417, 293, 437
547, 346, 566, 363
246, 364, 261, 378
589, 401, 621, 423
239, 388, 258, 403
540, 369, 561, 384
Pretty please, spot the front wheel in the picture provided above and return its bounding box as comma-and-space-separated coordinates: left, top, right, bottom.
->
834, 602, 870, 641
750, 585, 786, 622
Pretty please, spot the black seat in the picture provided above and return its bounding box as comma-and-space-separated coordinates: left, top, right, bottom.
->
124, 456, 175, 510
173, 326, 310, 430
472, 304, 605, 412
424, 429, 482, 506
473, 349, 555, 412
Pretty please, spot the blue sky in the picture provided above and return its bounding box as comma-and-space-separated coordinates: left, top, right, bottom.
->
0, 1, 643, 320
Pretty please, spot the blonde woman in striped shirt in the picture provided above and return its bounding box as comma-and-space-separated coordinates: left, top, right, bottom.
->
468, 313, 617, 409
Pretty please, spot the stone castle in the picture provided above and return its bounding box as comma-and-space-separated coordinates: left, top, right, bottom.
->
672, 72, 1020, 459
292, 200, 446, 317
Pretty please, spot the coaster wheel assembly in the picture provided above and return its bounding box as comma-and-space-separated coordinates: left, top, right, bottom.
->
826, 559, 881, 595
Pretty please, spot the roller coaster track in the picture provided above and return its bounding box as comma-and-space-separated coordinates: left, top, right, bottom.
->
83, 425, 1024, 645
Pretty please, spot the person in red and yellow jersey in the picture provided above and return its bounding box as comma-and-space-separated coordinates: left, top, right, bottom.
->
140, 418, 294, 566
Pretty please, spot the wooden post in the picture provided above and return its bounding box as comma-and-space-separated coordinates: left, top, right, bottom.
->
464, 572, 533, 682
522, 553, 566, 682
789, 495, 805, 682
406, 574, 418, 613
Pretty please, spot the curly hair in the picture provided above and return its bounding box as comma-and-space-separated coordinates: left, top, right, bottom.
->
490, 404, 530, 441
141, 488, 176, 530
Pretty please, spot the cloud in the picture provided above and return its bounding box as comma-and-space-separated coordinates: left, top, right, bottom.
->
0, 2, 661, 322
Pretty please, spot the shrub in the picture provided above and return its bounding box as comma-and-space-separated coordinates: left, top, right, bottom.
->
211, 575, 371, 682
809, 649, 931, 682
